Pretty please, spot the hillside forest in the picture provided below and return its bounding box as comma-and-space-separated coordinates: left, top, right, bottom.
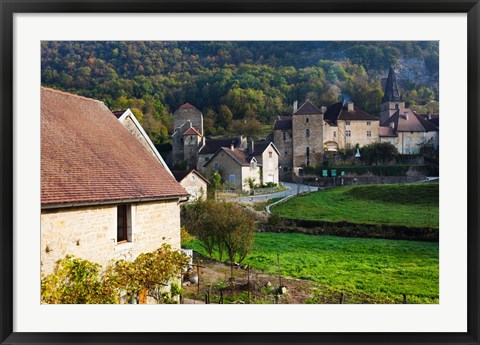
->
41, 41, 439, 145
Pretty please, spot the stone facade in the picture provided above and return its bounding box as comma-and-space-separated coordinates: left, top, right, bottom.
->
380, 131, 438, 154
203, 148, 261, 191
41, 200, 181, 275
273, 127, 293, 176
338, 119, 380, 150
292, 113, 324, 168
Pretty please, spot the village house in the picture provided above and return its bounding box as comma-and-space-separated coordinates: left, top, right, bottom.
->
171, 169, 209, 202
41, 87, 189, 275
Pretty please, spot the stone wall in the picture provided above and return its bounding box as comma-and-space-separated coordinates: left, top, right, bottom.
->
273, 129, 293, 178
203, 151, 244, 189
41, 200, 181, 275
339, 119, 379, 150
292, 113, 323, 167
381, 131, 438, 154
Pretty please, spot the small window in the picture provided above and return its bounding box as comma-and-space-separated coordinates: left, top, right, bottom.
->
306, 157, 310, 167
229, 175, 236, 183
191, 174, 196, 181
345, 121, 351, 126
283, 132, 287, 141
283, 167, 289, 172
346, 130, 351, 137
395, 103, 399, 109
367, 131, 372, 137
306, 147, 310, 157
333, 131, 336, 138
284, 150, 288, 155
367, 121, 371, 126
117, 204, 131, 244
346, 143, 351, 149
205, 156, 210, 161
305, 129, 310, 138
269, 152, 273, 158
214, 162, 219, 170
306, 117, 309, 123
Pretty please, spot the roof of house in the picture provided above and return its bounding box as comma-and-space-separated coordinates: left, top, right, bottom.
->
251, 141, 280, 157
273, 117, 292, 130
112, 110, 126, 119
171, 169, 209, 184
204, 147, 256, 167
174, 103, 202, 115
379, 126, 397, 137
183, 127, 202, 136
41, 87, 188, 207
380, 108, 439, 133
293, 100, 322, 115
198, 137, 243, 155
179, 103, 196, 110
324, 102, 378, 124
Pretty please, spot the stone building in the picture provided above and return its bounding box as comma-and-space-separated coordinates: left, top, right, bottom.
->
273, 67, 439, 177
202, 145, 261, 191
379, 67, 439, 153
41, 87, 188, 275
323, 101, 380, 151
171, 103, 204, 167
291, 101, 324, 170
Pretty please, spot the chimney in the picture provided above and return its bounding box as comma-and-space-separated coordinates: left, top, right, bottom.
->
248, 139, 254, 155
404, 111, 409, 120
230, 143, 235, 151
321, 106, 327, 113
293, 101, 298, 113
390, 122, 395, 129
347, 102, 354, 112
428, 111, 432, 120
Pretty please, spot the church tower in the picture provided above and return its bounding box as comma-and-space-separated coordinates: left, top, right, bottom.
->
380, 67, 405, 124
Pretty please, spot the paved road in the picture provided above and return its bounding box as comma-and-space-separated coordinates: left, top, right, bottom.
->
233, 182, 318, 203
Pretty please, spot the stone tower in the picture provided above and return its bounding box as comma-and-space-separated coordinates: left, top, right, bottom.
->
171, 103, 204, 167
291, 100, 324, 169
380, 67, 405, 124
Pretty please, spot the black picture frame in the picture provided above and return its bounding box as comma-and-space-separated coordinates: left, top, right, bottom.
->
1, 1, 479, 344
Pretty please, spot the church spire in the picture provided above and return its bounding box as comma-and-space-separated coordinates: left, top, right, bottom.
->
382, 67, 401, 103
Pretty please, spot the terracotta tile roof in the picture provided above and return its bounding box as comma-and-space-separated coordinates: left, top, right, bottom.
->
183, 127, 202, 136
179, 103, 196, 109
324, 102, 378, 123
274, 117, 292, 130
41, 87, 188, 207
293, 100, 322, 115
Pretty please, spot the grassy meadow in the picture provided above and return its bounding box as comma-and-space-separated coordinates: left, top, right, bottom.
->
186, 232, 439, 303
272, 183, 439, 228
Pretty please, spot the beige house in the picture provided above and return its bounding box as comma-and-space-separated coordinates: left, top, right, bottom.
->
202, 146, 261, 191
323, 101, 380, 151
171, 169, 209, 202
41, 87, 189, 275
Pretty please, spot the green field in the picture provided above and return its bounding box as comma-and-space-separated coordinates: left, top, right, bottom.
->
272, 183, 439, 228
186, 232, 439, 303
